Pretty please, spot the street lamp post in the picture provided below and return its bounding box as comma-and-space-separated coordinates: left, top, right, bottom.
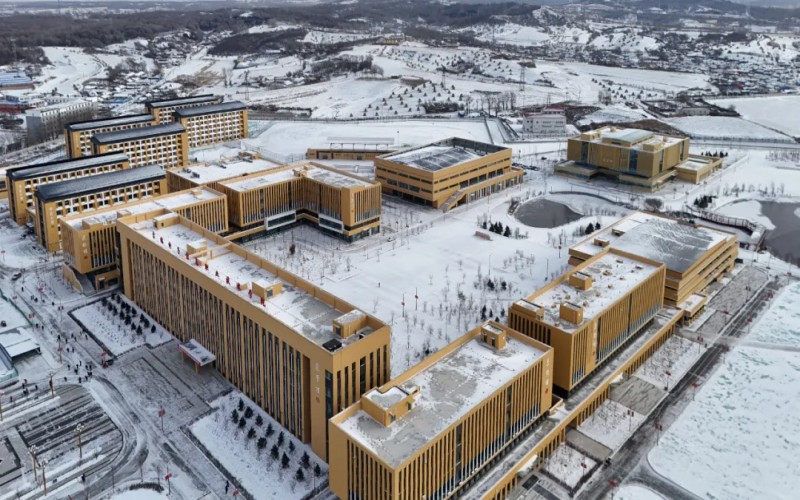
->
76, 423, 85, 463
40, 458, 48, 495
29, 445, 38, 482
49, 371, 54, 397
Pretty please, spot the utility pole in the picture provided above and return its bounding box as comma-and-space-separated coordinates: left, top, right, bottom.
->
76, 423, 85, 463
29, 446, 39, 482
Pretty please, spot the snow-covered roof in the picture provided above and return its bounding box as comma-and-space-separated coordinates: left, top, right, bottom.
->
127, 217, 371, 348
63, 187, 223, 228
178, 339, 216, 366
582, 126, 684, 150
66, 113, 155, 131
170, 157, 282, 184
146, 94, 219, 108
572, 212, 734, 274
380, 137, 507, 173
174, 101, 247, 118
6, 152, 129, 181
35, 164, 164, 202
524, 251, 662, 333
336, 332, 545, 467
222, 163, 372, 192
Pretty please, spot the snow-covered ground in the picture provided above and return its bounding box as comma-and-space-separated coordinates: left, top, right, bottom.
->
543, 444, 597, 489
111, 490, 168, 500
633, 335, 703, 390
576, 103, 651, 127
190, 391, 326, 499
614, 484, 665, 500
648, 281, 800, 500
709, 95, 800, 137
714, 199, 776, 230
577, 399, 646, 451
36, 47, 103, 96
72, 296, 172, 356
668, 116, 792, 141
245, 119, 493, 157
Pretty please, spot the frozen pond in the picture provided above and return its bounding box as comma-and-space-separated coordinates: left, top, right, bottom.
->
760, 201, 800, 265
514, 198, 583, 228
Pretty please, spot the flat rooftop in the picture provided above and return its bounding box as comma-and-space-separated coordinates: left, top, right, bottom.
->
222, 163, 372, 192
174, 101, 247, 118
127, 217, 373, 348
170, 157, 283, 184
677, 156, 716, 171
66, 114, 155, 131
519, 251, 661, 332
6, 152, 129, 181
380, 137, 507, 172
91, 122, 185, 144
147, 94, 219, 108
581, 127, 684, 151
35, 164, 164, 202
337, 333, 546, 467
572, 212, 734, 274
63, 187, 223, 229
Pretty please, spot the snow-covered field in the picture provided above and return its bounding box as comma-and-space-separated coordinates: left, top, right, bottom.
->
709, 95, 800, 137
246, 119, 493, 156
190, 392, 326, 499
668, 116, 792, 141
36, 47, 103, 96
72, 296, 172, 355
245, 186, 619, 376
112, 490, 168, 500
543, 444, 597, 489
614, 484, 664, 500
648, 282, 800, 500
577, 399, 646, 451
633, 335, 702, 390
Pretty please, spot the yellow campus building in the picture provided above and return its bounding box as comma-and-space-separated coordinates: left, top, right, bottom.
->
175, 101, 249, 148
375, 138, 523, 211
91, 123, 189, 169
146, 94, 222, 124
215, 162, 381, 242
6, 152, 130, 226
33, 165, 167, 252
60, 187, 227, 289
556, 126, 722, 191
329, 322, 553, 500
509, 249, 666, 393
569, 211, 738, 313
166, 152, 283, 193
65, 114, 157, 158
116, 210, 391, 460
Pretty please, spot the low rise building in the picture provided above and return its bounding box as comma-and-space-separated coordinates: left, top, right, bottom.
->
91, 123, 189, 169
65, 114, 157, 158
116, 210, 391, 460
6, 152, 130, 226
145, 94, 221, 124
556, 126, 721, 191
569, 211, 737, 312
25, 99, 97, 144
166, 153, 282, 192
329, 322, 553, 500
216, 162, 381, 241
33, 165, 166, 252
522, 107, 566, 137
60, 187, 227, 289
0, 71, 34, 90
175, 101, 248, 148
375, 138, 522, 211
509, 248, 666, 393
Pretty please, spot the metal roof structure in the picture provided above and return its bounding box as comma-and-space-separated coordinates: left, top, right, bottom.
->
174, 101, 247, 118
146, 94, 219, 109
381, 137, 507, 173
91, 123, 185, 145
0, 72, 33, 87
35, 164, 164, 202
6, 152, 129, 181
66, 114, 155, 131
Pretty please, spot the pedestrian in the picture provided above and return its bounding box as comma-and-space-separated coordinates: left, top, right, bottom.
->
225, 480, 230, 494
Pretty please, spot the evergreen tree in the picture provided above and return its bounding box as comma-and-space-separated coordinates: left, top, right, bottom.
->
503, 225, 512, 238
271, 444, 279, 460
301, 451, 311, 468
238, 398, 244, 412
281, 452, 290, 469
244, 406, 253, 419
295, 468, 305, 482
277, 431, 285, 447
231, 409, 239, 425
247, 427, 256, 439
314, 464, 322, 477
257, 437, 267, 451
266, 423, 275, 437
289, 441, 296, 454
238, 416, 246, 429
255, 415, 263, 426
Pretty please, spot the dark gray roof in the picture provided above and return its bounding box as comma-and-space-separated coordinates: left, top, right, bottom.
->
91, 123, 185, 145
7, 153, 129, 181
66, 114, 155, 132
146, 94, 219, 109
175, 101, 247, 118
35, 165, 164, 202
